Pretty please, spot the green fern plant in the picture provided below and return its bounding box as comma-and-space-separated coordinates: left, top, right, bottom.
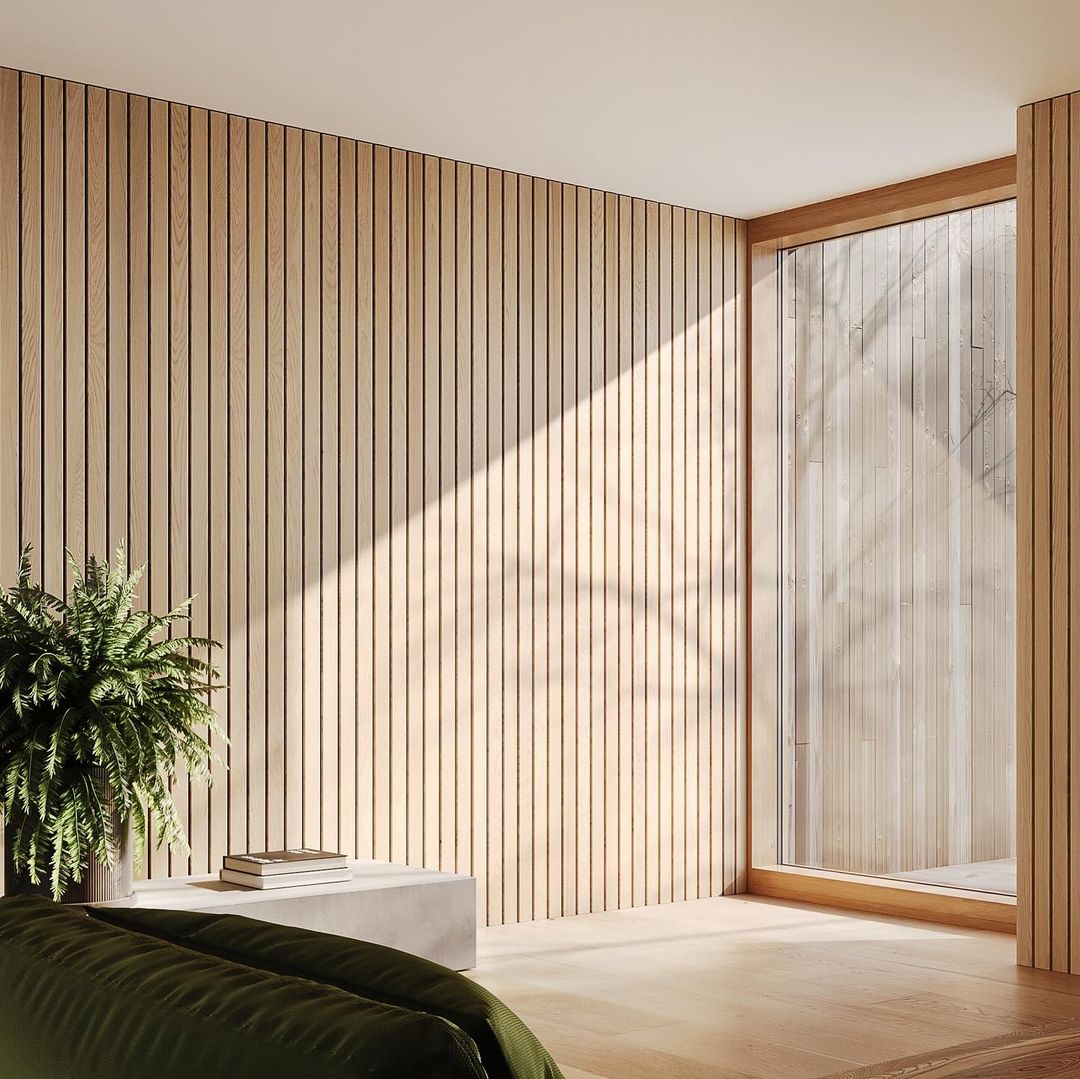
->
0, 545, 223, 900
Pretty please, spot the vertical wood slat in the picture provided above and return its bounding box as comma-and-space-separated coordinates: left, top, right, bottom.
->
264, 121, 286, 852
337, 138, 358, 863
1070, 93, 1080, 977
207, 110, 229, 869
283, 124, 304, 849
247, 118, 267, 856
20, 76, 43, 568
168, 101, 190, 875
404, 151, 424, 872
1048, 96, 1069, 974
321, 134, 340, 854
65, 81, 86, 574
188, 106, 210, 872
228, 114, 250, 862
1016, 102, 1035, 970
0, 65, 745, 926
389, 148, 407, 864
42, 78, 65, 598
0, 69, 18, 584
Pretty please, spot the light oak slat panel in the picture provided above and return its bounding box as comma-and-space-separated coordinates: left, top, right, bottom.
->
721, 219, 738, 894
127, 92, 149, 877
371, 143, 391, 861
355, 141, 374, 859
187, 107, 210, 873
65, 81, 86, 573
247, 118, 268, 857
20, 75, 43, 566
589, 188, 605, 913
404, 150, 424, 869
282, 124, 304, 849
1048, 95, 1069, 974
456, 161, 474, 886
646, 202, 662, 903
321, 134, 341, 853
561, 182, 578, 916
603, 191, 618, 911
84, 86, 107, 562
207, 111, 229, 871
420, 152, 441, 873
42, 78, 64, 598
546, 179, 562, 919
1015, 102, 1035, 969
1070, 92, 1080, 978
708, 214, 724, 894
517, 175, 534, 920
733, 218, 749, 890
439, 155, 458, 878
631, 198, 647, 907
532, 176, 548, 920
617, 194, 633, 909
576, 185, 593, 915
1, 66, 746, 926
501, 172, 520, 922
695, 214, 711, 899
337, 138, 358, 862
168, 101, 191, 875
1031, 101, 1052, 971
227, 113, 249, 864
146, 99, 168, 877
301, 129, 322, 850
683, 209, 699, 901
0, 69, 18, 583
657, 201, 673, 905
471, 163, 489, 922
486, 168, 505, 924
264, 121, 286, 852
389, 147, 407, 864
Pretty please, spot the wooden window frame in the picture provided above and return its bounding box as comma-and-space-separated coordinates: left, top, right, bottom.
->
745, 157, 1018, 934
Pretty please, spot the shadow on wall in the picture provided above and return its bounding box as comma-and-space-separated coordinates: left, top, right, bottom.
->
2, 71, 746, 922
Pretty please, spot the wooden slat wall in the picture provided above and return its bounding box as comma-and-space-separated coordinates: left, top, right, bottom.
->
1016, 92, 1079, 971
0, 67, 746, 924
781, 205, 1017, 877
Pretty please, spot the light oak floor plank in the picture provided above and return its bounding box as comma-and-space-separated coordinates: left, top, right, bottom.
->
471, 896, 1080, 1079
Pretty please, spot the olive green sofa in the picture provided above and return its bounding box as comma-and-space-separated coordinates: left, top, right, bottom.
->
0, 894, 562, 1078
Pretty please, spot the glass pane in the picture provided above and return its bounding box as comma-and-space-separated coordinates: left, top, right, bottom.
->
779, 202, 1017, 896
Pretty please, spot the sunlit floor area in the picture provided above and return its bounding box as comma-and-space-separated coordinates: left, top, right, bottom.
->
893, 859, 1017, 897
470, 895, 1079, 1079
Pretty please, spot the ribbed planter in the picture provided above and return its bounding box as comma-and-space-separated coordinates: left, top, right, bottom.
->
3, 768, 134, 905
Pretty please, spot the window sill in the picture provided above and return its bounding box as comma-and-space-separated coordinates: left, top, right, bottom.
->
748, 864, 1017, 935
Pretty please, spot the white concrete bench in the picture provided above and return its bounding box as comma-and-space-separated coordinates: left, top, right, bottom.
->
131, 859, 476, 970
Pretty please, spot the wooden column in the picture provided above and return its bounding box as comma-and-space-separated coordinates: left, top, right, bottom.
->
1016, 91, 1079, 972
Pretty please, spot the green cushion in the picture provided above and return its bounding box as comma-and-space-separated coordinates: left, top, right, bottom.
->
89, 903, 563, 1079
0, 895, 487, 1079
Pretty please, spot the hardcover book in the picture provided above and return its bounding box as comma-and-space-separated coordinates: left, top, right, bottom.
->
222, 849, 348, 876
220, 866, 353, 890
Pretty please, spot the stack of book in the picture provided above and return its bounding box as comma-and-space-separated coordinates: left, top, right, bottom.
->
220, 849, 352, 890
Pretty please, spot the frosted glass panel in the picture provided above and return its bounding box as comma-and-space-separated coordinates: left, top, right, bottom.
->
779, 202, 1017, 896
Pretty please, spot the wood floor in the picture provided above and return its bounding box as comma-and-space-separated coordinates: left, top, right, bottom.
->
829, 1015, 1080, 1077
893, 858, 1017, 897
469, 895, 1080, 1078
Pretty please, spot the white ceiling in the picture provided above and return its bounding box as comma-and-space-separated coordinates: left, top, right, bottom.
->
5, 0, 1080, 219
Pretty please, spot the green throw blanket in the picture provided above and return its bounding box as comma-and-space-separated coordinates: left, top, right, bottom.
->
0, 894, 563, 1079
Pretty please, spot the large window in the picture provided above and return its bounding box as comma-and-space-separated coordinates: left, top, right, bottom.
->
779, 201, 1017, 896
